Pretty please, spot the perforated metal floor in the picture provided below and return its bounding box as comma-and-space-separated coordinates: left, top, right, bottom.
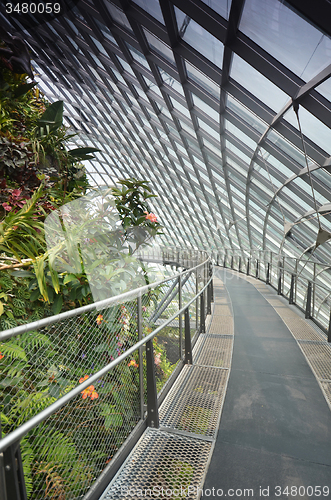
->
297, 341, 331, 380
193, 334, 233, 367
100, 277, 234, 500
101, 428, 212, 499
159, 365, 229, 437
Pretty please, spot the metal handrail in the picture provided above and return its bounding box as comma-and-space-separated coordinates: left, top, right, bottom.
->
0, 260, 212, 453
0, 254, 208, 342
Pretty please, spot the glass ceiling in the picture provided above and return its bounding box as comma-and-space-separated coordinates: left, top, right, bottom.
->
1, 0, 331, 263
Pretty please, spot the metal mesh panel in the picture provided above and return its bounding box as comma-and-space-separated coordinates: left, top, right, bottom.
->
0, 301, 140, 428
146, 276, 181, 393
208, 316, 234, 336
193, 334, 233, 368
320, 381, 331, 407
12, 352, 141, 499
297, 341, 331, 380
159, 365, 228, 437
101, 428, 212, 500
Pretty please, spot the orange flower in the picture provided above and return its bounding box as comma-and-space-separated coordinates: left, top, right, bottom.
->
96, 314, 104, 325
128, 359, 138, 368
80, 381, 99, 400
0, 352, 4, 360
81, 389, 89, 399
144, 211, 157, 223
90, 390, 99, 400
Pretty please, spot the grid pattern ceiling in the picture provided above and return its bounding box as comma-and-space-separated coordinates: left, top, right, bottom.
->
2, 0, 331, 260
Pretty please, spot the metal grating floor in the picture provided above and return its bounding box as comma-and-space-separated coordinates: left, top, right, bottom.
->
212, 304, 232, 316
99, 277, 233, 500
159, 365, 229, 437
101, 428, 212, 499
208, 317, 234, 336
193, 334, 233, 367
297, 342, 331, 380
320, 381, 331, 408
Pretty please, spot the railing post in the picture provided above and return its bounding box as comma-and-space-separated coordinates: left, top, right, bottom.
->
196, 271, 199, 331
247, 258, 250, 275
277, 264, 282, 295
137, 295, 144, 419
282, 256, 285, 295
312, 262, 316, 318
256, 259, 259, 279
289, 274, 295, 304
305, 282, 312, 319
1, 437, 27, 500
209, 262, 214, 302
231, 256, 234, 269
179, 274, 182, 360
238, 256, 241, 272
207, 281, 212, 315
200, 292, 205, 333
224, 250, 227, 268
145, 340, 159, 428
184, 307, 193, 364
328, 308, 331, 343
266, 262, 270, 285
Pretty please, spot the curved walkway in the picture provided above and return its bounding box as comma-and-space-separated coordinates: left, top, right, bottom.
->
204, 269, 331, 499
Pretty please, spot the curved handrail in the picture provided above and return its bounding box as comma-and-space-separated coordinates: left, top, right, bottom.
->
0, 260, 212, 452
0, 255, 209, 342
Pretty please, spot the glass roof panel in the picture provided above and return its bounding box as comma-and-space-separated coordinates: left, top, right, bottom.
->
283, 106, 331, 155
226, 95, 267, 134
175, 7, 224, 68
240, 0, 331, 82
132, 0, 164, 24
143, 29, 175, 64
106, 2, 133, 32
200, 0, 230, 20
231, 54, 289, 112
185, 61, 220, 98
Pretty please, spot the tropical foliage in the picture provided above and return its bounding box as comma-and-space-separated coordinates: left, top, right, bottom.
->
0, 39, 176, 499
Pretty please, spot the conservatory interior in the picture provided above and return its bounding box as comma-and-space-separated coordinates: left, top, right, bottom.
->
1, 0, 331, 499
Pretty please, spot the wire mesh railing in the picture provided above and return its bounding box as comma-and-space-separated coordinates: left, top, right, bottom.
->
0, 249, 213, 500
214, 250, 331, 340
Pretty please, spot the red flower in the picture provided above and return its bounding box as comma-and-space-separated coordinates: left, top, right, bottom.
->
2, 202, 12, 212
0, 352, 4, 360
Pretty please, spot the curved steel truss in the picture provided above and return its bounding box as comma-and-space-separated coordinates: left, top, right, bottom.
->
2, 0, 331, 262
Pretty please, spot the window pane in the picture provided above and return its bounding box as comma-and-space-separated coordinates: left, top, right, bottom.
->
200, 0, 230, 20
231, 54, 289, 112
143, 29, 175, 64
185, 61, 220, 98
132, 0, 164, 24
240, 0, 331, 82
227, 95, 267, 134
175, 7, 224, 68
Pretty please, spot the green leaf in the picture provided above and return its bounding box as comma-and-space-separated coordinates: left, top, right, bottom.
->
38, 101, 63, 130
104, 413, 123, 429
52, 294, 63, 315
63, 274, 80, 285
68, 147, 100, 158
13, 82, 36, 98
0, 302, 3, 316
30, 288, 41, 301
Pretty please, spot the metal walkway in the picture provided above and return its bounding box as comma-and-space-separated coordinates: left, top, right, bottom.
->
204, 269, 331, 498
99, 277, 234, 499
